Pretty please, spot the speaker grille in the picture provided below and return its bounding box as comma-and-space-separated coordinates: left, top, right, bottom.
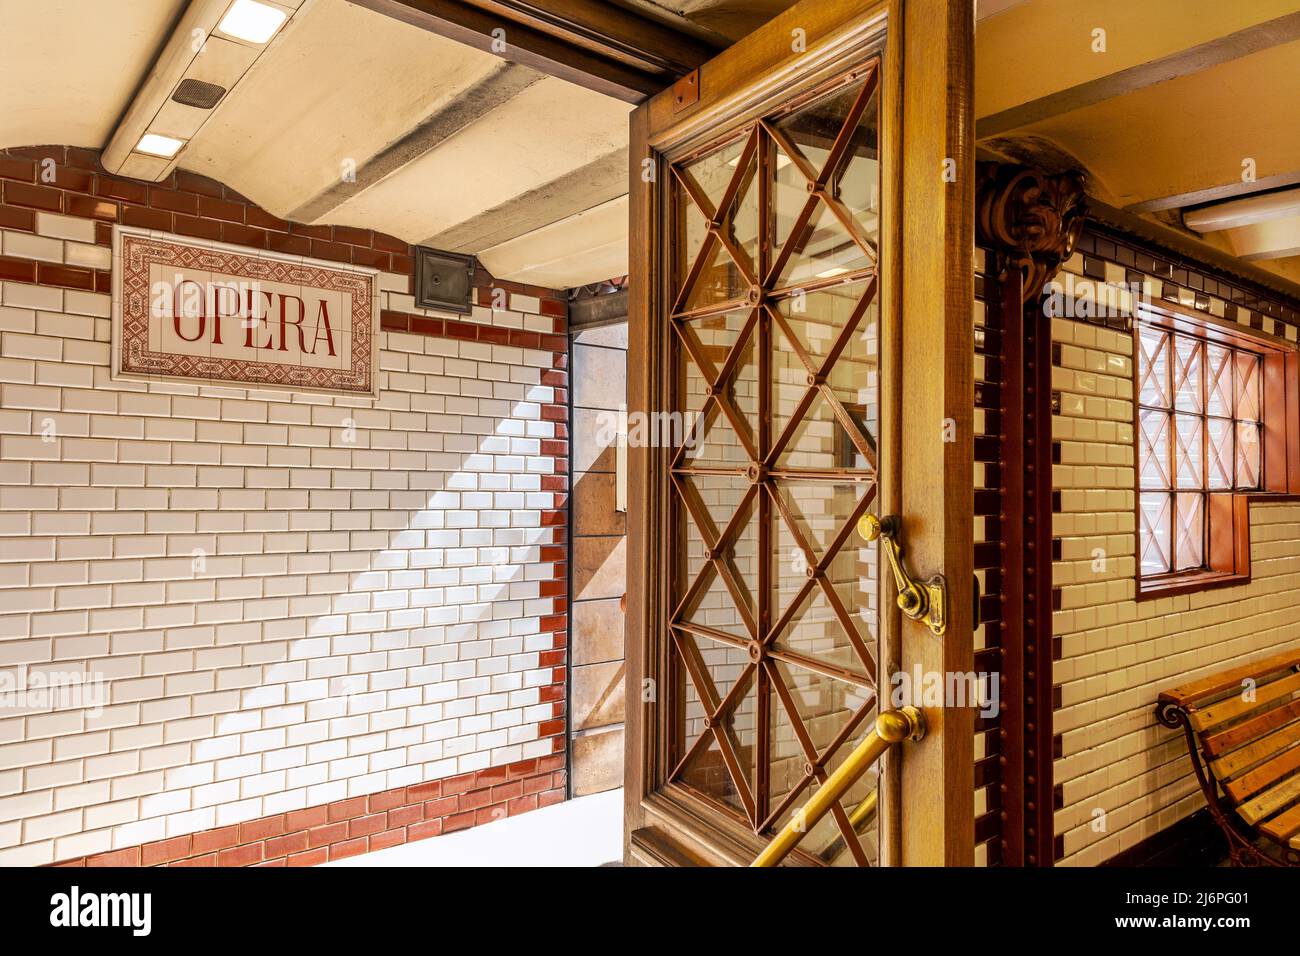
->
172, 78, 226, 110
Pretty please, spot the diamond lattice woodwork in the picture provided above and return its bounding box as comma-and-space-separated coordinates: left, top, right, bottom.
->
663, 62, 883, 864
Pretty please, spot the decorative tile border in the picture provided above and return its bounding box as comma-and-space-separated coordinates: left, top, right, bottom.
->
1054, 224, 1300, 338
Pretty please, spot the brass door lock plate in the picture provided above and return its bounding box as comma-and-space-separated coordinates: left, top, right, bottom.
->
857, 513, 948, 637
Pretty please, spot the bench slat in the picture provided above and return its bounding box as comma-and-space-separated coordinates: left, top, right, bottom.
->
1204, 698, 1300, 757
1260, 801, 1300, 843
1237, 769, 1300, 826
1210, 714, 1300, 778
1189, 672, 1300, 733
1223, 742, 1300, 803
1161, 648, 1300, 708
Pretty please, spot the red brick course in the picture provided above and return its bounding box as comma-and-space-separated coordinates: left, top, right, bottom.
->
51, 755, 566, 868
0, 145, 570, 317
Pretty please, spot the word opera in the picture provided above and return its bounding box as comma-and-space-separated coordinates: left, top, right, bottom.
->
112, 227, 380, 396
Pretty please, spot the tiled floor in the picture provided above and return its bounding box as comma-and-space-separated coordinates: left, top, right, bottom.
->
324, 788, 623, 867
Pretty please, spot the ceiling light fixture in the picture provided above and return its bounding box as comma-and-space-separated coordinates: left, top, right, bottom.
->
218, 0, 288, 44
135, 133, 187, 158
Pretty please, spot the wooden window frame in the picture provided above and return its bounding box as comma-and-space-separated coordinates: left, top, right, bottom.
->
1133, 301, 1300, 600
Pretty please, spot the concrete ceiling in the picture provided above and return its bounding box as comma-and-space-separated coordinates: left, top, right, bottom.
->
0, 0, 185, 149
0, 0, 634, 289
177, 0, 633, 286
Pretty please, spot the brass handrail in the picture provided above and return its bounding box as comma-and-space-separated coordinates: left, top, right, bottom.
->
750, 705, 925, 867
847, 788, 877, 832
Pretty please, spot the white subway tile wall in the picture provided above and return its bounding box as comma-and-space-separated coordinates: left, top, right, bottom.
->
1051, 252, 1300, 865
0, 211, 566, 865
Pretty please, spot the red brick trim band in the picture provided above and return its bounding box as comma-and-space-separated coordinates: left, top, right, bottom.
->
380, 309, 568, 353
49, 755, 566, 868
0, 145, 567, 308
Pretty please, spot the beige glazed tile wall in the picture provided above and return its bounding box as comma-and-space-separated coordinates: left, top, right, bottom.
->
1050, 250, 1300, 865
0, 209, 567, 864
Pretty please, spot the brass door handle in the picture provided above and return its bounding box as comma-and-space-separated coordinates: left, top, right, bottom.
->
857, 513, 948, 637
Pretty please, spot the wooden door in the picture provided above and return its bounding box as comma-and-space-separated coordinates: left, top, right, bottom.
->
625, 0, 975, 867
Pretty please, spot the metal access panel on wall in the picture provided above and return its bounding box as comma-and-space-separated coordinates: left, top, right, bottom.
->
414, 246, 476, 315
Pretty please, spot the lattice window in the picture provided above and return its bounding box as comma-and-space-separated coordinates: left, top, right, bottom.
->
664, 61, 882, 865
1136, 323, 1263, 577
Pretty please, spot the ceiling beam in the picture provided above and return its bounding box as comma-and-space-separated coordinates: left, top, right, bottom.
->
1088, 197, 1300, 304
1127, 169, 1300, 215
477, 0, 720, 75
422, 147, 626, 252
977, 9, 1300, 139
349, 0, 717, 104
570, 288, 628, 328
288, 61, 543, 224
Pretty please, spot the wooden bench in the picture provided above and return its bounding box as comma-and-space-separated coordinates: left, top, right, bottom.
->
1156, 647, 1300, 866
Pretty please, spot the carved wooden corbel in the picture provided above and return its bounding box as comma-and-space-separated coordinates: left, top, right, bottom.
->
976, 162, 1087, 303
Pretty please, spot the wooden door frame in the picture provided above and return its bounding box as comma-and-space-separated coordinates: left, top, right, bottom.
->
625, 0, 975, 867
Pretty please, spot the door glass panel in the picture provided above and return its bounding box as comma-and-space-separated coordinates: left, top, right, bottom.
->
673, 193, 709, 301
677, 309, 757, 466
680, 135, 747, 212
678, 650, 755, 813
677, 474, 757, 639
771, 71, 880, 292
768, 661, 878, 864
665, 59, 883, 864
831, 91, 881, 246
683, 241, 749, 313
775, 199, 872, 292
676, 133, 759, 312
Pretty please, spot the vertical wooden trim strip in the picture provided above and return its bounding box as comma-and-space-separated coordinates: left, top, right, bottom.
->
624, 102, 653, 863
876, 0, 905, 869
897, 0, 976, 866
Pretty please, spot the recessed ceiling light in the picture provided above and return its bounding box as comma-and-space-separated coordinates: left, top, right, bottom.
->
135, 133, 186, 158
815, 267, 851, 279
218, 0, 287, 44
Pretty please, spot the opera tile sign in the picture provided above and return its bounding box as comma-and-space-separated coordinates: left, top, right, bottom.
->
112, 226, 380, 396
